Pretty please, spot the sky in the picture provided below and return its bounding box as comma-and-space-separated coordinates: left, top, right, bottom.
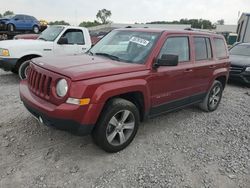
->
0, 0, 249, 25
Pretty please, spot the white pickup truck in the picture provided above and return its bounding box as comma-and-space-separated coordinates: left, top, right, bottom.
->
0, 25, 92, 78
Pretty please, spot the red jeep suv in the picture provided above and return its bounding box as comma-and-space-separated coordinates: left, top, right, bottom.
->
20, 29, 230, 152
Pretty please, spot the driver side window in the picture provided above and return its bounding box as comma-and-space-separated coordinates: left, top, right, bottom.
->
159, 36, 190, 62
61, 29, 85, 45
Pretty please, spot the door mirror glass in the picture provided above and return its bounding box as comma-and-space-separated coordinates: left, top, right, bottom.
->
155, 54, 179, 67
58, 37, 68, 45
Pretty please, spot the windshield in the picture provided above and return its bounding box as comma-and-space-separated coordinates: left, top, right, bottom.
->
89, 30, 160, 64
38, 26, 64, 41
3, 14, 15, 19
230, 44, 250, 56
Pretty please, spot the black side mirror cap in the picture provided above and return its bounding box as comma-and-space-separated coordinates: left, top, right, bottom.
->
58, 37, 68, 45
154, 54, 179, 68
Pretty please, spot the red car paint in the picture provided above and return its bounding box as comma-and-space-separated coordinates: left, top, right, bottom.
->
14, 34, 39, 40
19, 29, 230, 134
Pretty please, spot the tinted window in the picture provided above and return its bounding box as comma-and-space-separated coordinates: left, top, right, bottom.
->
230, 44, 250, 56
15, 15, 24, 20
194, 37, 212, 60
159, 37, 190, 62
62, 29, 85, 45
24, 16, 31, 20
214, 38, 227, 58
194, 37, 207, 60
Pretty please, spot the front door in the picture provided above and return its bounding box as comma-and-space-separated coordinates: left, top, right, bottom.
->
149, 35, 202, 116
54, 29, 87, 56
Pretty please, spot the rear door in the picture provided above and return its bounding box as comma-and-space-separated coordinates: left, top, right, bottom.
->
24, 16, 33, 30
191, 36, 215, 93
13, 15, 25, 30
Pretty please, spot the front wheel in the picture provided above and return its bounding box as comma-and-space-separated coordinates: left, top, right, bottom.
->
92, 98, 140, 153
7, 24, 15, 32
18, 61, 30, 80
199, 80, 223, 112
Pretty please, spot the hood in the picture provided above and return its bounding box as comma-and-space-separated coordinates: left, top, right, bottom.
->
230, 55, 250, 67
0, 18, 9, 22
32, 55, 148, 81
0, 39, 51, 49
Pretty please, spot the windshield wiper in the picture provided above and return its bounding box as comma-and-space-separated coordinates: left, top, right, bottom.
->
38, 37, 47, 41
88, 51, 94, 56
95, 53, 120, 61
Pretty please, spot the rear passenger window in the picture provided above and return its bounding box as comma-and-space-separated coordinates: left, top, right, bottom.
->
214, 38, 227, 59
194, 37, 212, 60
159, 37, 190, 62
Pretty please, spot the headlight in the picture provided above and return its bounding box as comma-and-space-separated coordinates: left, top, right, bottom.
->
56, 79, 68, 97
245, 67, 250, 72
0, 48, 10, 56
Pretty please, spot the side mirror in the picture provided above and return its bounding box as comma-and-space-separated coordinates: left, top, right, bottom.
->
154, 54, 179, 68
58, 37, 68, 45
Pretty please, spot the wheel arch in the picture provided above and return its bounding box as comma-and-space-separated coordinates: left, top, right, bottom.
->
91, 80, 151, 122
215, 75, 227, 89
15, 54, 41, 70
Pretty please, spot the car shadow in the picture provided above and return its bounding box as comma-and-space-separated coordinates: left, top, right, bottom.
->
227, 80, 249, 88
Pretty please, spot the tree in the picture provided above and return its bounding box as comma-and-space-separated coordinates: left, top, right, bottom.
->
0, 14, 2, 18
79, 20, 101, 28
96, 9, 111, 24
147, 18, 215, 29
3, 11, 14, 17
216, 19, 225, 25
49, 20, 70, 26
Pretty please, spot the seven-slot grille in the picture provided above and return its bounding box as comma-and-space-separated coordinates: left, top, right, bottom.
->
28, 67, 52, 98
230, 65, 244, 75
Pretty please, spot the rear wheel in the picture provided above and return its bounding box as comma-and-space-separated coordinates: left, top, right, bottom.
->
33, 25, 39, 34
7, 24, 15, 32
92, 98, 140, 153
19, 61, 31, 80
199, 80, 223, 112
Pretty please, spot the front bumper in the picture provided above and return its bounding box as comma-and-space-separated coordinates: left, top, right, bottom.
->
20, 81, 95, 136
229, 71, 250, 84
0, 23, 7, 31
0, 57, 18, 71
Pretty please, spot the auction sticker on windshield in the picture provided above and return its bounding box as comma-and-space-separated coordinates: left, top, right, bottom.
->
129, 37, 149, 46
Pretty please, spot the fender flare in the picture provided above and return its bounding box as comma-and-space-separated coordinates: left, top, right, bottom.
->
91, 79, 151, 112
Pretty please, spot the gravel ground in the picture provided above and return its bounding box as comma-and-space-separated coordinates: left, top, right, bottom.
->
0, 69, 249, 188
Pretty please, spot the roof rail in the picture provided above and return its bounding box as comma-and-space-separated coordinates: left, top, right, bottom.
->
184, 28, 216, 34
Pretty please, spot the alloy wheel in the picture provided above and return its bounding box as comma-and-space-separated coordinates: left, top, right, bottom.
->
208, 85, 221, 109
106, 110, 135, 146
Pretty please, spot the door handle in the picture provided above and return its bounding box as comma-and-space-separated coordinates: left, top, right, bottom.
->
209, 65, 217, 69
184, 69, 193, 73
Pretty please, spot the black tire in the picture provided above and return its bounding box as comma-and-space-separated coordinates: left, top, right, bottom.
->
18, 61, 31, 80
199, 80, 223, 112
92, 98, 140, 153
7, 24, 15, 32
33, 25, 39, 34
